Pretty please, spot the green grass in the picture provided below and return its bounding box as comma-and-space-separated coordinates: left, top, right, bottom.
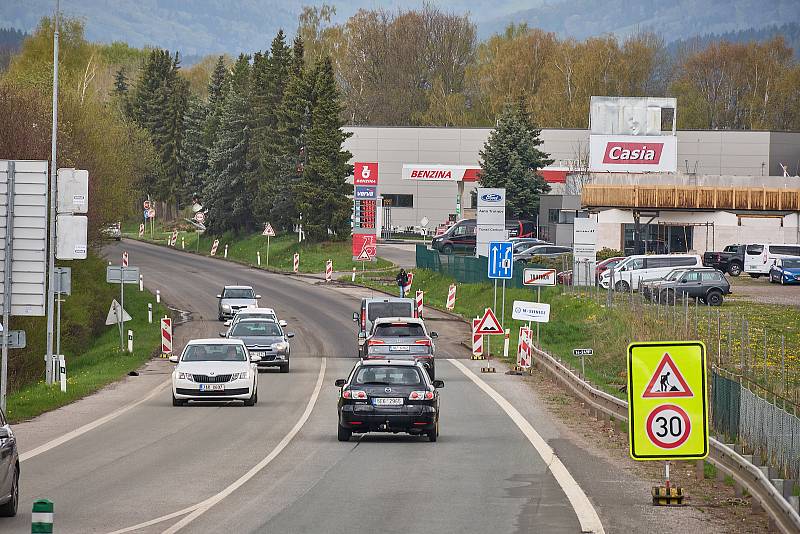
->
6, 287, 168, 423
704, 461, 717, 479
124, 225, 393, 274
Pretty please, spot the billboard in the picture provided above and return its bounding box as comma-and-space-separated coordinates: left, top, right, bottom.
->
589, 135, 677, 173
572, 217, 597, 287
402, 164, 473, 181
354, 162, 378, 186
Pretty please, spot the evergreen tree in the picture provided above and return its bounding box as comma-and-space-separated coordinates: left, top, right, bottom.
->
295, 56, 353, 241
112, 67, 129, 96
204, 55, 228, 151
181, 96, 209, 201
203, 88, 253, 233
478, 101, 553, 220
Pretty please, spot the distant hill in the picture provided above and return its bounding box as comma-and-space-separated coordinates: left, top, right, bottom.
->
666, 22, 800, 58
0, 26, 26, 71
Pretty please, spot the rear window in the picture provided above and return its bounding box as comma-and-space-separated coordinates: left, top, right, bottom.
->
769, 245, 800, 256
353, 366, 423, 386
367, 302, 414, 322
723, 245, 739, 253
231, 321, 282, 337
746, 245, 764, 255
701, 272, 723, 281
235, 312, 276, 322
373, 323, 426, 337
669, 257, 698, 267
223, 288, 254, 299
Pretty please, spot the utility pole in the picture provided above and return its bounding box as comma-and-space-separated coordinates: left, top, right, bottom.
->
45, 0, 60, 384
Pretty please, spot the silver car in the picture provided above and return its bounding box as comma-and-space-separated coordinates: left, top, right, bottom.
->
226, 318, 294, 373
217, 285, 260, 321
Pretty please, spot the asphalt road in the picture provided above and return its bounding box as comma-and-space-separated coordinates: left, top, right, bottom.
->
4, 239, 629, 533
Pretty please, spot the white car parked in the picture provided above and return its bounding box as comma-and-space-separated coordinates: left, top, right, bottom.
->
170, 339, 259, 406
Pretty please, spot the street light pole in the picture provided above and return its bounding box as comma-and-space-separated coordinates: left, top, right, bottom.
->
45, 0, 60, 384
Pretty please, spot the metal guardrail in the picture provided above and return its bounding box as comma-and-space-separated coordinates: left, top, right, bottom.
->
531, 346, 800, 534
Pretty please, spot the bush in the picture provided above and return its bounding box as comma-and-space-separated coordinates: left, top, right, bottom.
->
597, 248, 624, 261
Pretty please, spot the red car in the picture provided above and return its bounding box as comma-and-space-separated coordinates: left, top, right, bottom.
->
595, 256, 626, 279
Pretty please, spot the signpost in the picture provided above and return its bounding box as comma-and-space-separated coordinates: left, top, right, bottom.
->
573, 348, 593, 378
262, 223, 275, 266
353, 162, 378, 261
476, 188, 506, 258
488, 240, 513, 332
106, 265, 139, 350
475, 307, 503, 373
627, 341, 708, 505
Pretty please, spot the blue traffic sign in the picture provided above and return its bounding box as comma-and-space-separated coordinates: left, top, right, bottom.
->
488, 241, 513, 279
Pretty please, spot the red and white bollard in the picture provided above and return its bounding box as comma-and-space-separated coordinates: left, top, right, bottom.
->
210, 239, 219, 256
122, 251, 129, 267
415, 290, 424, 319
446, 283, 456, 310
170, 230, 178, 247
516, 327, 532, 369
402, 272, 414, 297
471, 318, 484, 360
293, 253, 299, 273
160, 317, 173, 356
138, 223, 144, 238
325, 260, 333, 282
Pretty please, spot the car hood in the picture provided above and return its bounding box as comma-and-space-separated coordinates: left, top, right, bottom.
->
229, 334, 284, 347
220, 298, 258, 307
778, 267, 800, 274
176, 361, 249, 374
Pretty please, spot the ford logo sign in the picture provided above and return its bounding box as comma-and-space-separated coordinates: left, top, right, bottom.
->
480, 193, 502, 202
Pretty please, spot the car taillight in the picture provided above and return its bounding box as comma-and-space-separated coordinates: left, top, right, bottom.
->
409, 391, 434, 400
368, 339, 385, 346
414, 339, 431, 346
361, 307, 366, 331
343, 390, 367, 400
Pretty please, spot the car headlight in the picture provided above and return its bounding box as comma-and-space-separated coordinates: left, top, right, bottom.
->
271, 341, 289, 352
233, 371, 249, 380
177, 372, 193, 381
221, 304, 231, 310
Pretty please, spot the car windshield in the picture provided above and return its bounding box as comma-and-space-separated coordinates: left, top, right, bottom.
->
182, 344, 247, 362
367, 302, 414, 322
223, 288, 254, 299
664, 269, 688, 281
235, 312, 276, 323
373, 323, 426, 337
231, 321, 282, 337
353, 366, 423, 386
781, 259, 800, 268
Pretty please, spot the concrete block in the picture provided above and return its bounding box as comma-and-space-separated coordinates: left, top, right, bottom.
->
770, 478, 794, 499
788, 495, 799, 513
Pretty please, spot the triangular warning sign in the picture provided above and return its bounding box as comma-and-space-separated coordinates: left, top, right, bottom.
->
105, 299, 132, 326
642, 352, 693, 398
356, 247, 372, 261
475, 308, 503, 335
263, 223, 276, 237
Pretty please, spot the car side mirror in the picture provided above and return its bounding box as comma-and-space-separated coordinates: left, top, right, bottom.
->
334, 379, 346, 387
256, 295, 262, 299
286, 332, 295, 338
279, 320, 288, 327
0, 427, 9, 439
352, 312, 359, 322
169, 355, 179, 363
216, 294, 222, 299
430, 332, 439, 339
250, 355, 261, 362
219, 332, 227, 337
432, 380, 444, 389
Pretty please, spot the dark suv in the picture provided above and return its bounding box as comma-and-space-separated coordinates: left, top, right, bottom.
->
431, 219, 536, 255
645, 268, 731, 306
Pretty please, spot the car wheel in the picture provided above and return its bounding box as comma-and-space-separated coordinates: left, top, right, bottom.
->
172, 394, 183, 407
706, 290, 723, 306
244, 388, 256, 406
728, 263, 742, 276
428, 420, 439, 442
441, 245, 454, 255
280, 363, 290, 373
781, 276, 785, 286
337, 424, 352, 442
0, 465, 18, 517
615, 280, 630, 293
769, 273, 776, 283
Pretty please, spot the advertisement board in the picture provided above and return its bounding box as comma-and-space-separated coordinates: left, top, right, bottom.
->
589, 134, 677, 173
354, 162, 378, 186
402, 164, 473, 181
353, 162, 378, 260
572, 217, 597, 286
476, 188, 506, 258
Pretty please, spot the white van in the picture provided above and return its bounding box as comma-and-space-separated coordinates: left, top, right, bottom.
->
599, 254, 702, 291
744, 243, 800, 277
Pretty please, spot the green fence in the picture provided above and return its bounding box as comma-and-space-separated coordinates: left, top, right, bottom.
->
416, 244, 542, 288
712, 370, 741, 441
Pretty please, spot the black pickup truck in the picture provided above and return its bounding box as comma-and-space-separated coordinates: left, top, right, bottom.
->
703, 244, 745, 276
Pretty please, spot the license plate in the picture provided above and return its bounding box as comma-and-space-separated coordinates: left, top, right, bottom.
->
251, 351, 266, 357
373, 397, 403, 406
389, 346, 409, 352
199, 384, 224, 392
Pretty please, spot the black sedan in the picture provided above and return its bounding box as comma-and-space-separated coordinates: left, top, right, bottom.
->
335, 360, 443, 442
0, 408, 19, 517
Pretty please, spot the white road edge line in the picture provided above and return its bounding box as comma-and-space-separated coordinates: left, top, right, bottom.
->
448, 359, 605, 534
20, 379, 171, 463
157, 357, 327, 534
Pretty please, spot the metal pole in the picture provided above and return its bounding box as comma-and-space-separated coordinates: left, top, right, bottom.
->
56, 291, 61, 357
536, 286, 541, 348
119, 270, 124, 350
45, 1, 60, 384
501, 280, 506, 330
763, 329, 768, 385
493, 279, 497, 316
266, 235, 270, 266
1, 162, 16, 411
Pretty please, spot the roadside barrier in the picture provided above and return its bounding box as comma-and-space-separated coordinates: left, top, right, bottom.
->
224, 244, 228, 258
138, 223, 144, 238
325, 260, 332, 282
446, 283, 456, 310
502, 328, 510, 358
156, 289, 160, 303
170, 230, 178, 247
516, 327, 532, 370
139, 274, 143, 291
293, 253, 299, 273
257, 251, 261, 266
471, 318, 484, 360
31, 499, 53, 533
351, 267, 356, 282
160, 317, 172, 356
415, 290, 424, 318
127, 330, 133, 353
210, 239, 219, 256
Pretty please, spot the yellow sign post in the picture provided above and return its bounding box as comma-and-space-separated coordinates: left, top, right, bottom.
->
627, 341, 709, 461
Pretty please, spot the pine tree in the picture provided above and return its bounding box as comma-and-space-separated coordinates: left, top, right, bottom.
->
204, 55, 228, 151
478, 101, 553, 220
181, 97, 209, 201
112, 67, 129, 96
294, 56, 353, 241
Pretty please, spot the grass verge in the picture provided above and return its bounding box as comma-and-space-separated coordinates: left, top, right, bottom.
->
6, 286, 168, 423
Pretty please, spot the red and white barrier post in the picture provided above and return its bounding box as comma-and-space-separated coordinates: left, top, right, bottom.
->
471, 318, 484, 360
446, 283, 456, 310
138, 223, 144, 238
293, 253, 299, 273
516, 327, 532, 370
160, 317, 173, 357
415, 290, 424, 319
122, 251, 129, 268
325, 260, 333, 282
210, 239, 219, 256
502, 328, 510, 359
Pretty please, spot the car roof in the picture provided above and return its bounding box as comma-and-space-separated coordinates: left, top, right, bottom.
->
372, 316, 424, 325
234, 307, 275, 314
223, 285, 254, 290
186, 338, 245, 345
359, 359, 419, 367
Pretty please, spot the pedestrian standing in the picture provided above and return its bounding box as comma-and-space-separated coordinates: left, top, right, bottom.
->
396, 268, 409, 298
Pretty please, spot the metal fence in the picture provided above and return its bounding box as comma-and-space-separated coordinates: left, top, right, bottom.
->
415, 244, 542, 288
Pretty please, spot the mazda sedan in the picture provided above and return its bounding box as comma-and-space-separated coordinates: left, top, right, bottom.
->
170, 339, 259, 406
335, 360, 443, 442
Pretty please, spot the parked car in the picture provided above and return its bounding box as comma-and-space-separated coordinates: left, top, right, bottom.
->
430, 218, 536, 255
510, 238, 551, 254
768, 258, 800, 284
363, 317, 438, 379
223, 307, 287, 329
640, 267, 693, 300
353, 297, 415, 357
599, 254, 703, 291
101, 222, 122, 241
0, 408, 18, 516
595, 256, 627, 279
744, 243, 800, 278
225, 318, 294, 373
335, 360, 444, 442
514, 245, 572, 262
217, 285, 260, 321
170, 338, 259, 406
703, 244, 745, 276
648, 268, 731, 306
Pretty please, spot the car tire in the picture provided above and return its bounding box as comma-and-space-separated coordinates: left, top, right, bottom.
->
441, 245, 454, 255
244, 389, 256, 406
706, 290, 723, 306
337, 424, 352, 442
0, 465, 18, 517
280, 363, 289, 373
728, 263, 742, 277
615, 280, 630, 293
172, 394, 184, 407
769, 273, 776, 283
428, 420, 439, 442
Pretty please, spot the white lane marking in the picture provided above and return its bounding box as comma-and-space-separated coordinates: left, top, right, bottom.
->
20, 379, 171, 462
161, 357, 327, 533
449, 359, 605, 534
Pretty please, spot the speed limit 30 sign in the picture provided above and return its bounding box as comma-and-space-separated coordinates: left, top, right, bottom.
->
627, 341, 708, 460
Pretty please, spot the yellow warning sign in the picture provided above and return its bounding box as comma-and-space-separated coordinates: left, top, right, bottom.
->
627, 341, 708, 461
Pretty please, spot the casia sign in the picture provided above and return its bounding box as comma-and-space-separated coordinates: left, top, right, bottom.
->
603, 142, 664, 164
402, 164, 473, 181
589, 134, 677, 172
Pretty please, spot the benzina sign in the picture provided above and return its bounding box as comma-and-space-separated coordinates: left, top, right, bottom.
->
402, 164, 472, 181
589, 134, 677, 173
